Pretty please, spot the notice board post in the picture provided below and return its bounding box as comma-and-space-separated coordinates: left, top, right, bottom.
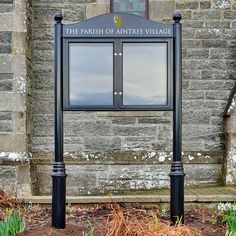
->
52, 12, 67, 229
170, 12, 185, 223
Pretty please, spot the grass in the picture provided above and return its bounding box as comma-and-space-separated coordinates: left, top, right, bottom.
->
82, 220, 94, 236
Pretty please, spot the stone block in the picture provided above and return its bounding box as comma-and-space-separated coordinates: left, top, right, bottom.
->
65, 0, 95, 3
0, 0, 13, 3
183, 28, 195, 39
183, 91, 204, 99
33, 8, 60, 24
205, 21, 230, 29
138, 117, 171, 124
186, 48, 209, 58
180, 11, 191, 20
34, 41, 53, 50
192, 10, 220, 20
65, 120, 112, 136
195, 29, 223, 39
0, 120, 12, 132
33, 90, 53, 101
85, 3, 108, 19
183, 58, 229, 71
202, 39, 228, 48
205, 90, 230, 100
112, 125, 157, 136
33, 75, 54, 90
182, 21, 204, 28
12, 112, 25, 133
176, 2, 198, 9
190, 80, 234, 91
12, 32, 26, 55
63, 5, 85, 22
213, 0, 231, 9
158, 125, 172, 140
183, 124, 223, 141
124, 136, 156, 142
202, 70, 234, 80
112, 118, 136, 125
33, 124, 53, 137
32, 101, 54, 114
224, 11, 236, 19
0, 55, 13, 73
183, 110, 211, 124
200, 1, 211, 9
17, 165, 31, 185
149, 0, 174, 19
122, 142, 152, 151
183, 39, 202, 49
32, 28, 53, 41
224, 29, 236, 39
0, 166, 16, 194
210, 48, 236, 59
0, 4, 12, 12
0, 79, 12, 91
33, 63, 53, 76
0, 32, 11, 44
0, 111, 11, 120
0, 93, 25, 111
0, 73, 12, 80
32, 137, 54, 152
0, 44, 11, 53
210, 117, 224, 126
84, 136, 121, 151
0, 134, 26, 151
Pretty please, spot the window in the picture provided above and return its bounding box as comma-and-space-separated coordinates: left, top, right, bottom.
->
111, 0, 148, 18
63, 39, 172, 111
69, 43, 114, 107
123, 43, 167, 106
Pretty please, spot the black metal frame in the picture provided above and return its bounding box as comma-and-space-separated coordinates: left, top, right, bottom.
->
63, 38, 173, 111
52, 12, 184, 229
110, 0, 149, 19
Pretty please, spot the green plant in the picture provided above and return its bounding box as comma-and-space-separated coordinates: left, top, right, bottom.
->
210, 218, 217, 225
174, 215, 183, 225
218, 203, 236, 236
151, 211, 159, 225
82, 220, 94, 236
0, 209, 25, 236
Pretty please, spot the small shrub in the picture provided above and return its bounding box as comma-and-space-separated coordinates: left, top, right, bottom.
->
218, 203, 236, 236
0, 209, 25, 236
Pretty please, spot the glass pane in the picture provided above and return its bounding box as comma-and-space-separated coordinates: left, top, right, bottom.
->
112, 0, 147, 17
69, 43, 113, 106
123, 43, 167, 106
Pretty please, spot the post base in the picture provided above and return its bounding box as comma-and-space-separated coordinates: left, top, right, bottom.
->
52, 162, 67, 229
169, 161, 185, 224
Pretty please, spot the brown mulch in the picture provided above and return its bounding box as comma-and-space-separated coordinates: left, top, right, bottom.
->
0, 190, 226, 236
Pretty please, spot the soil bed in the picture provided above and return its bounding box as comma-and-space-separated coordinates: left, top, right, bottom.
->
19, 204, 225, 236
0, 191, 226, 236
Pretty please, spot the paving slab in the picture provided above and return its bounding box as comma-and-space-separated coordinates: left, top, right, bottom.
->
19, 185, 236, 205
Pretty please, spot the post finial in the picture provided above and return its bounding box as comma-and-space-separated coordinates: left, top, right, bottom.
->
54, 12, 63, 23
173, 12, 182, 23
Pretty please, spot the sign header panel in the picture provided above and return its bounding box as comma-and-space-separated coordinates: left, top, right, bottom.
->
63, 13, 173, 38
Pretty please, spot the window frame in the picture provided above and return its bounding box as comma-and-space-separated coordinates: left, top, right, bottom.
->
63, 37, 173, 111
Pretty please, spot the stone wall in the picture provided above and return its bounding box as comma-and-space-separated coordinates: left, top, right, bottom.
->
0, 0, 32, 196
0, 0, 235, 196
